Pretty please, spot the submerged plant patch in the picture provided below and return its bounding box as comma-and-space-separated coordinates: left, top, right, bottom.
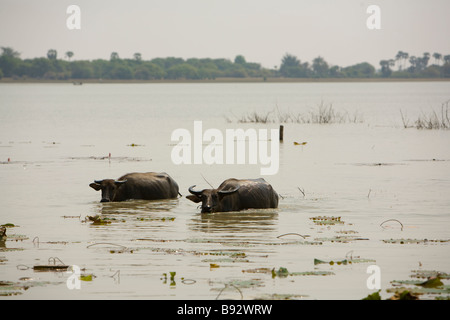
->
314, 235, 369, 243
310, 216, 344, 226
387, 269, 450, 299
382, 238, 450, 244
242, 267, 334, 278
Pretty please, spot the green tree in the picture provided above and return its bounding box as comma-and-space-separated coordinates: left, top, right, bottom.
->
110, 52, 120, 61
228, 65, 248, 78
280, 53, 300, 68
395, 51, 409, 70
442, 62, 450, 78
212, 58, 234, 73
0, 47, 21, 77
280, 53, 308, 77
65, 51, 74, 61
342, 62, 375, 78
234, 55, 246, 65
133, 53, 142, 62
133, 62, 165, 80
166, 63, 199, 79
1, 47, 20, 58
29, 58, 54, 78
71, 61, 93, 78
432, 52, 442, 66
110, 65, 133, 79
47, 49, 57, 60
421, 52, 430, 69
444, 55, 450, 64
312, 56, 329, 77
380, 59, 394, 77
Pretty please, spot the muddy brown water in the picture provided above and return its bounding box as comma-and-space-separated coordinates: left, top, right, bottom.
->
1, 82, 449, 299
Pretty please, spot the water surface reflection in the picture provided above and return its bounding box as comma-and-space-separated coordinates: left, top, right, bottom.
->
189, 209, 278, 234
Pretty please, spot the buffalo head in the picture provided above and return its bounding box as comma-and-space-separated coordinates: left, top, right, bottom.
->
186, 185, 240, 213
89, 179, 127, 202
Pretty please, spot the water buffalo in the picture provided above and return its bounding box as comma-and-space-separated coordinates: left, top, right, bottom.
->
90, 172, 180, 202
187, 178, 278, 213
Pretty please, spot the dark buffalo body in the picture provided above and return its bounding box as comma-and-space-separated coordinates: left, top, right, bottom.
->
187, 178, 278, 213
90, 172, 179, 202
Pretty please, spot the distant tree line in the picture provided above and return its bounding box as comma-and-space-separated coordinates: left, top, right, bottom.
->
1, 47, 449, 81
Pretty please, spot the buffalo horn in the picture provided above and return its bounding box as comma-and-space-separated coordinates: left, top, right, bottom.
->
115, 179, 127, 184
188, 185, 203, 196
94, 180, 103, 184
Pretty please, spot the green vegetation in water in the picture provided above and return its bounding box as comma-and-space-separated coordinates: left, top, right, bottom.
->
314, 257, 375, 266
256, 293, 308, 300
400, 100, 450, 130
86, 215, 126, 225
382, 238, 450, 244
161, 272, 177, 286
0, 279, 61, 297
314, 236, 369, 243
386, 269, 450, 300
1, 223, 16, 228
411, 270, 450, 279
310, 216, 344, 226
33, 265, 70, 272
136, 217, 176, 222
80, 274, 94, 282
362, 290, 382, 300
242, 267, 334, 278
0, 227, 6, 241
362, 289, 420, 300
228, 103, 364, 125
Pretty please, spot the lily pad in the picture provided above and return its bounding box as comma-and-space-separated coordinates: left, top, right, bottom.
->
419, 277, 444, 288
33, 265, 70, 272
314, 257, 376, 265
388, 269, 450, 299
257, 293, 308, 300
387, 290, 419, 300
314, 236, 369, 243
80, 274, 94, 282
362, 291, 381, 300
136, 217, 176, 222
411, 270, 450, 279
271, 267, 335, 278
87, 215, 111, 225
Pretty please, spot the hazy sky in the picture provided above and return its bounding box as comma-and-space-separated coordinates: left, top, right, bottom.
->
1, 0, 449, 68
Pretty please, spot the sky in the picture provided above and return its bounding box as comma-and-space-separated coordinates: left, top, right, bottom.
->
1, 0, 449, 69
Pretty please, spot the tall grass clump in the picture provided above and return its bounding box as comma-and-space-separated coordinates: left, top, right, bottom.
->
400, 100, 450, 130
227, 101, 364, 124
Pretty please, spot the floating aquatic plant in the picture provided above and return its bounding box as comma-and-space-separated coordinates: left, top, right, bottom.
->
382, 238, 450, 244
310, 216, 344, 226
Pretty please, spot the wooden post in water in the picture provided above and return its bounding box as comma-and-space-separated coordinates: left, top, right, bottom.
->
279, 125, 284, 142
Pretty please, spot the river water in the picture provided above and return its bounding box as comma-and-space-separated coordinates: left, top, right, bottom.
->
1, 81, 449, 299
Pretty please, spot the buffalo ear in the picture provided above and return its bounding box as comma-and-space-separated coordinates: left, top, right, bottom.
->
186, 194, 202, 203
89, 183, 101, 191
218, 186, 240, 200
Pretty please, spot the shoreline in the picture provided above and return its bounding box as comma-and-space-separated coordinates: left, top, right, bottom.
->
1, 77, 450, 84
